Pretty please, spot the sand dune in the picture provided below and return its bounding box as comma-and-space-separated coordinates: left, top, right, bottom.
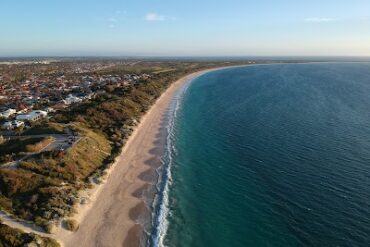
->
55, 70, 212, 247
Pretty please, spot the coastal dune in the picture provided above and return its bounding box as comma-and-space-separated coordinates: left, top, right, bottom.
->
58, 70, 212, 247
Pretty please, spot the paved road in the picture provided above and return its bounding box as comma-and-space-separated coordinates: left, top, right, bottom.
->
2, 135, 80, 169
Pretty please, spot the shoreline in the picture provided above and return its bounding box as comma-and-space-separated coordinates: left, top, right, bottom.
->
0, 61, 367, 246
0, 65, 244, 246
54, 68, 220, 247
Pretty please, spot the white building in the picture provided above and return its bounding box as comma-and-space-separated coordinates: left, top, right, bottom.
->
2, 120, 24, 130
44, 107, 56, 113
63, 94, 82, 105
0, 108, 16, 119
2, 121, 12, 130
16, 110, 48, 122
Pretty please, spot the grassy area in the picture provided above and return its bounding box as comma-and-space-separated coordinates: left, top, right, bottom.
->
22, 122, 65, 136
0, 137, 45, 164
0, 61, 244, 241
94, 62, 177, 74
0, 124, 111, 228
152, 68, 177, 74
60, 123, 112, 180
25, 137, 55, 153
63, 219, 79, 232
0, 137, 45, 155
0, 223, 60, 247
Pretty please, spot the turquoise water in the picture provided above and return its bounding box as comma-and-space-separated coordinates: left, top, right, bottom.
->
152, 63, 370, 247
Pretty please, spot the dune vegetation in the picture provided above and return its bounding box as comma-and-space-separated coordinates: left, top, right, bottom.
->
0, 61, 241, 241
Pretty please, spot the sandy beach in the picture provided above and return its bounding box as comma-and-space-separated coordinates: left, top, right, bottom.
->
53, 69, 214, 247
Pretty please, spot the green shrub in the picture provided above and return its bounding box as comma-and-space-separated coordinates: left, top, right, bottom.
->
63, 219, 79, 232
25, 137, 55, 153
0, 223, 60, 247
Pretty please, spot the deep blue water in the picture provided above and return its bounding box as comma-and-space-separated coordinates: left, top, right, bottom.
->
156, 63, 370, 247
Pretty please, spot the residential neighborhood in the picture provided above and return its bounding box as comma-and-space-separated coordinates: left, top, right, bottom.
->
0, 60, 151, 134
0, 58, 240, 246
0, 59, 158, 179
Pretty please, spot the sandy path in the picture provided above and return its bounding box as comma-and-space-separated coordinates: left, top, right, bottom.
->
56, 70, 213, 247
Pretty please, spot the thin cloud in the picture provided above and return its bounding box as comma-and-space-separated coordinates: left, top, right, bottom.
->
116, 10, 127, 15
145, 13, 165, 21
304, 17, 336, 22
108, 24, 115, 29
108, 17, 117, 22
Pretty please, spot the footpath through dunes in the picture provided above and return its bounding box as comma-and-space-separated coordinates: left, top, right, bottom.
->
55, 70, 213, 247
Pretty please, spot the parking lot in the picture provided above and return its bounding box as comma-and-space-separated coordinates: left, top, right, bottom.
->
1, 134, 81, 169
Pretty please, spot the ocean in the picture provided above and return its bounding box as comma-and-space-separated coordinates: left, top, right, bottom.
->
150, 63, 370, 247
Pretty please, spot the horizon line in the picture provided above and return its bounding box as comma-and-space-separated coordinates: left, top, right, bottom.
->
1, 55, 370, 59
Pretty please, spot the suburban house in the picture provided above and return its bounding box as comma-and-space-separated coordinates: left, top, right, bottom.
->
63, 94, 82, 105
2, 120, 25, 130
16, 110, 48, 122
44, 107, 56, 113
0, 108, 16, 119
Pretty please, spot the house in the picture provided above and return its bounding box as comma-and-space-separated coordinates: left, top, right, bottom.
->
16, 102, 28, 114
63, 94, 82, 105
0, 108, 16, 119
44, 107, 56, 113
2, 120, 25, 130
1, 122, 11, 130
16, 110, 48, 122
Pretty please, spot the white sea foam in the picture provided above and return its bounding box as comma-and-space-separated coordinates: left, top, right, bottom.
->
151, 80, 193, 247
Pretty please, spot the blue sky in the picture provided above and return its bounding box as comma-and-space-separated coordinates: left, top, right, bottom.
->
0, 0, 369, 57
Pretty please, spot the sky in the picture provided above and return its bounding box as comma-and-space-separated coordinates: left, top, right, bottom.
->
0, 0, 370, 57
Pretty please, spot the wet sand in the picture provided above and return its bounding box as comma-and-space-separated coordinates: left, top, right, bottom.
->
57, 69, 214, 247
